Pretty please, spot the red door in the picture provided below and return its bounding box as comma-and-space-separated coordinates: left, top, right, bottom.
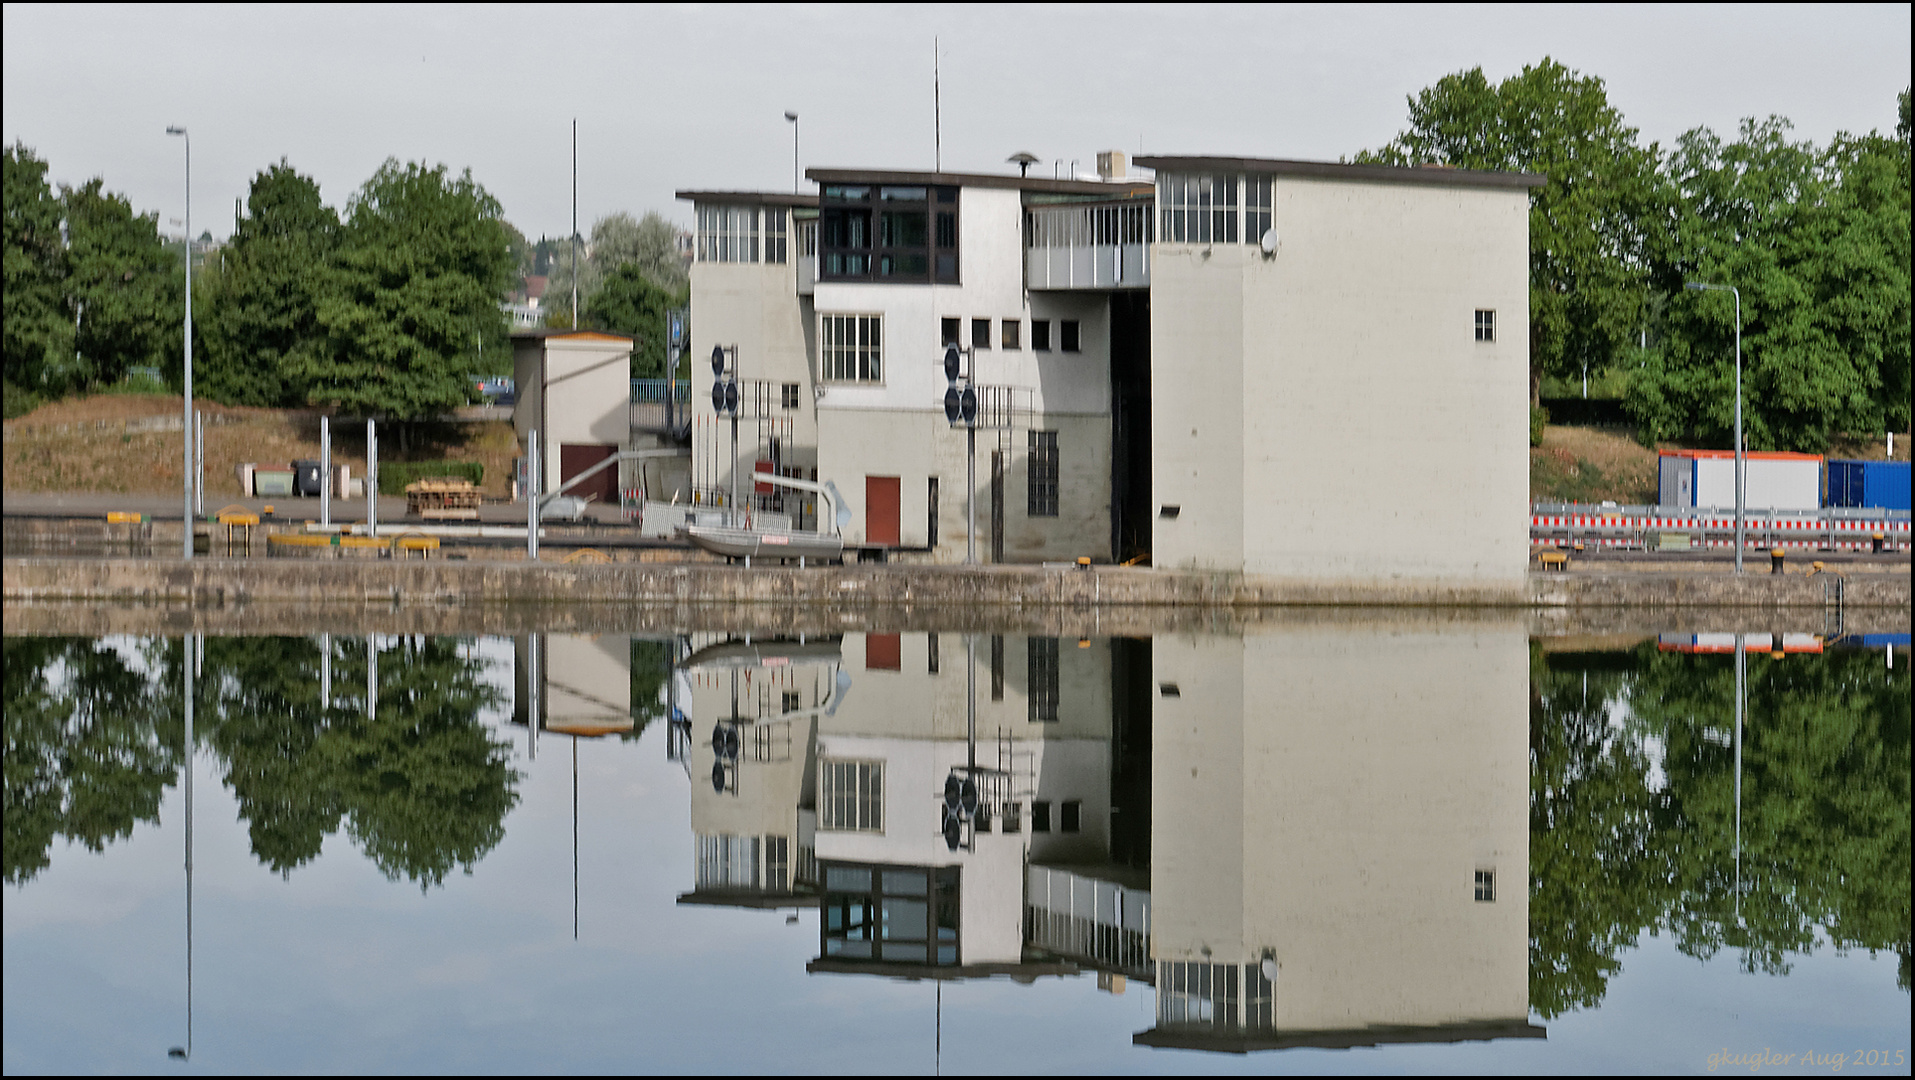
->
866, 476, 901, 546
559, 444, 618, 503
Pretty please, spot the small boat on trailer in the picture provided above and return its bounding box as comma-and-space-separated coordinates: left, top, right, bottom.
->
685, 524, 844, 562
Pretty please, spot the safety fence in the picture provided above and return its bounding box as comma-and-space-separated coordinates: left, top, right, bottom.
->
1530, 503, 1911, 552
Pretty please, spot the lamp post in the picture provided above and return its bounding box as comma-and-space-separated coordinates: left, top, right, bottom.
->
1686, 282, 1744, 573
784, 111, 799, 194
167, 126, 193, 559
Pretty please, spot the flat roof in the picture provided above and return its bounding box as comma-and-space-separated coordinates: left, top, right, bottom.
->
1135, 155, 1546, 189
806, 167, 1154, 198
509, 328, 633, 343
675, 190, 819, 208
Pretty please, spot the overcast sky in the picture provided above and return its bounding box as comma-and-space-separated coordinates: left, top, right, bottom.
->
4, 4, 1908, 242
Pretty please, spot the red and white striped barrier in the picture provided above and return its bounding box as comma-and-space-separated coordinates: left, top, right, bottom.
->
1529, 505, 1910, 552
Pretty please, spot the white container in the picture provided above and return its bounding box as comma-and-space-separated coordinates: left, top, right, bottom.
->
236, 462, 256, 497
1658, 451, 1822, 511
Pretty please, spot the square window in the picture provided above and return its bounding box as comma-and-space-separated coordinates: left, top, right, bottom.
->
1475, 310, 1496, 343
1474, 869, 1496, 902
972, 318, 991, 350
1060, 800, 1081, 833
1061, 320, 1080, 353
1032, 800, 1052, 833
1001, 801, 1022, 833
941, 317, 961, 345
1001, 319, 1021, 350
783, 690, 801, 713
781, 382, 800, 409
1032, 319, 1051, 351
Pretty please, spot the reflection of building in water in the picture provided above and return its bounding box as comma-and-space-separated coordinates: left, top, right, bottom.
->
1138, 624, 1540, 1052
678, 631, 1151, 979
513, 634, 635, 739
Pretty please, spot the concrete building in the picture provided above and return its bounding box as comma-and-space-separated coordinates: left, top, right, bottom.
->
679, 153, 1538, 586
512, 329, 635, 503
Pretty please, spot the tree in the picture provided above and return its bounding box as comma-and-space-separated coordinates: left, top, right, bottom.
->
3, 143, 73, 415
1628, 111, 1911, 450
294, 159, 514, 425
65, 178, 183, 394
584, 262, 679, 377
1360, 59, 1668, 402
543, 211, 688, 329
194, 161, 341, 407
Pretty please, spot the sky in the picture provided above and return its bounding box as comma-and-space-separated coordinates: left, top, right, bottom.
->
3, 4, 1909, 243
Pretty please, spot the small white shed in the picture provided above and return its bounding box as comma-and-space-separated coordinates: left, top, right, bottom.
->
512, 329, 633, 502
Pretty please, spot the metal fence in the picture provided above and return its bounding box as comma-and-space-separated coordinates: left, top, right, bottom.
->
1530, 502, 1911, 551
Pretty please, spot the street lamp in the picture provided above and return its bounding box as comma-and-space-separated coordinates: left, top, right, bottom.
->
167, 126, 193, 559
1686, 281, 1745, 573
784, 111, 799, 194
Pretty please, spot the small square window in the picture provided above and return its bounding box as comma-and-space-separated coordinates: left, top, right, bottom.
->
783, 690, 801, 713
781, 382, 800, 409
1001, 319, 1020, 350
1032, 319, 1051, 351
1031, 800, 1052, 833
1060, 800, 1081, 833
1061, 320, 1080, 353
1474, 869, 1496, 902
927, 630, 940, 675
1475, 310, 1496, 343
1000, 801, 1022, 833
972, 318, 991, 350
941, 317, 961, 345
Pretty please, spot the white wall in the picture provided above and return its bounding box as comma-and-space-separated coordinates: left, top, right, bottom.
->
513, 334, 634, 493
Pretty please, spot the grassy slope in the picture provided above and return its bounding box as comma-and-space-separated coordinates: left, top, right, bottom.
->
3, 394, 520, 499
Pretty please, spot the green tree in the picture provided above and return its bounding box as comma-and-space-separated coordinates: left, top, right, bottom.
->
3, 637, 181, 885
584, 262, 680, 377
194, 161, 341, 407
1628, 109, 1912, 449
544, 211, 688, 330
295, 159, 514, 426
65, 178, 184, 394
3, 143, 73, 415
1360, 59, 1668, 402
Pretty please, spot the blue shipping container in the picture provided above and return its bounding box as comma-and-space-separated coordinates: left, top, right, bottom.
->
1827, 460, 1911, 511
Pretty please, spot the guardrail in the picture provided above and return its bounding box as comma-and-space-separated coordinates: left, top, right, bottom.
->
1530, 503, 1911, 552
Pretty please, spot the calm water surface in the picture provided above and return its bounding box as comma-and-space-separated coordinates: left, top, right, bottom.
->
3, 619, 1908, 1074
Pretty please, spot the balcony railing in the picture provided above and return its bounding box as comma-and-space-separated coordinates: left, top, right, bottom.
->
630, 378, 691, 433
1024, 202, 1152, 290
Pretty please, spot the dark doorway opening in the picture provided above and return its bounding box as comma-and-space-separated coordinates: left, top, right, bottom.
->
1108, 636, 1152, 870
559, 443, 619, 504
1109, 293, 1152, 563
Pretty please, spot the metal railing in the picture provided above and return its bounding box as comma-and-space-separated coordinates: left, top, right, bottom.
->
1530, 502, 1911, 551
630, 378, 691, 432
1023, 201, 1152, 289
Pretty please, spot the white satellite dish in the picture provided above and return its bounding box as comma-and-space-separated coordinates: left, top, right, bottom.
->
1260, 229, 1279, 255
1260, 956, 1280, 982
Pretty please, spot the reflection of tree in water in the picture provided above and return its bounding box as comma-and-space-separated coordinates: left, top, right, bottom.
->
627, 639, 670, 742
195, 636, 519, 889
1530, 643, 1911, 1017
3, 637, 181, 884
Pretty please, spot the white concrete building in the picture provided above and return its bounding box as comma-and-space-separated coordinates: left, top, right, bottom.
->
680, 153, 1538, 584
511, 329, 635, 503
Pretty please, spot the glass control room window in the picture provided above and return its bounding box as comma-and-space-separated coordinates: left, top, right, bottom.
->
764, 207, 788, 264
1158, 173, 1239, 244
698, 204, 759, 263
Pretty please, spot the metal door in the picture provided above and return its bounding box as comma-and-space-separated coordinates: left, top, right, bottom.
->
865, 475, 901, 546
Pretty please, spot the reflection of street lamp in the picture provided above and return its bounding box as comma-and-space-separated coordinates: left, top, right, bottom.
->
166, 126, 193, 559
169, 633, 195, 1062
1685, 282, 1745, 573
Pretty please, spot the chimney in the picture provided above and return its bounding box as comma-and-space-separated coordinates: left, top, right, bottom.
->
1096, 150, 1127, 180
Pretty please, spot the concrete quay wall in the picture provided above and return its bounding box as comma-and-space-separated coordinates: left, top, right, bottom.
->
4, 557, 1905, 613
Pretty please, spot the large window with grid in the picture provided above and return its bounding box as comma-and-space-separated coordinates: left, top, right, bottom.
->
1158, 961, 1240, 1028
696, 834, 761, 889
1245, 176, 1272, 244
820, 314, 882, 383
764, 207, 788, 264
819, 759, 884, 832
1027, 430, 1058, 516
697, 204, 759, 263
1028, 636, 1059, 722
1159, 174, 1238, 244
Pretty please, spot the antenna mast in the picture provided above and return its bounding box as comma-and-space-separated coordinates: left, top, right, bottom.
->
933, 38, 941, 172
571, 119, 578, 329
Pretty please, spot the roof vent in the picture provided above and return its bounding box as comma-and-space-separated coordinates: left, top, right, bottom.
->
1096, 150, 1127, 180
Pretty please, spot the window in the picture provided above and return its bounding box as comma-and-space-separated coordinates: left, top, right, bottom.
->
766, 835, 789, 891
1158, 174, 1239, 244
1032, 800, 1052, 832
821, 314, 882, 382
1001, 319, 1021, 350
782, 690, 801, 713
927, 630, 940, 675
820, 759, 883, 832
781, 382, 800, 409
927, 478, 939, 550
1028, 635, 1059, 721
1475, 869, 1496, 902
1060, 320, 1080, 353
697, 205, 759, 263
972, 318, 991, 350
821, 862, 960, 965
799, 218, 817, 258
1245, 176, 1272, 245
697, 834, 760, 889
822, 184, 949, 283
1475, 309, 1496, 342
1158, 962, 1240, 1028
1032, 319, 1051, 351
990, 634, 1004, 700
1027, 431, 1058, 517
1060, 799, 1081, 833
765, 207, 788, 264
941, 317, 961, 345
1000, 801, 1022, 833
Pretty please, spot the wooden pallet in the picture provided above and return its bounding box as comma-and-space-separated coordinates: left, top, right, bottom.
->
406, 477, 482, 521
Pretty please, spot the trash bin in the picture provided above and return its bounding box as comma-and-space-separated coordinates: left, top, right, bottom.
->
293, 460, 324, 497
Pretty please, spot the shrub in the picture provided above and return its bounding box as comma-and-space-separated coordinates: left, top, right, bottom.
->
1530, 404, 1549, 447
378, 460, 483, 494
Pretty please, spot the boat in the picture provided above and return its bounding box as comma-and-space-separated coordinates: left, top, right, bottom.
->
685, 524, 844, 562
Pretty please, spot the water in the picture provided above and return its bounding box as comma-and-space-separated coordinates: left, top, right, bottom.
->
3, 618, 1908, 1074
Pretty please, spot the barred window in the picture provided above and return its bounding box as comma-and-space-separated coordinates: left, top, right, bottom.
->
1028, 636, 1059, 722
697, 204, 758, 263
820, 314, 882, 382
819, 759, 884, 832
1475, 309, 1496, 342
696, 834, 761, 889
1158, 961, 1240, 1028
1245, 176, 1272, 245
1159, 174, 1238, 244
1027, 430, 1058, 517
781, 382, 800, 409
765, 834, 789, 892
765, 207, 788, 264
799, 219, 817, 258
